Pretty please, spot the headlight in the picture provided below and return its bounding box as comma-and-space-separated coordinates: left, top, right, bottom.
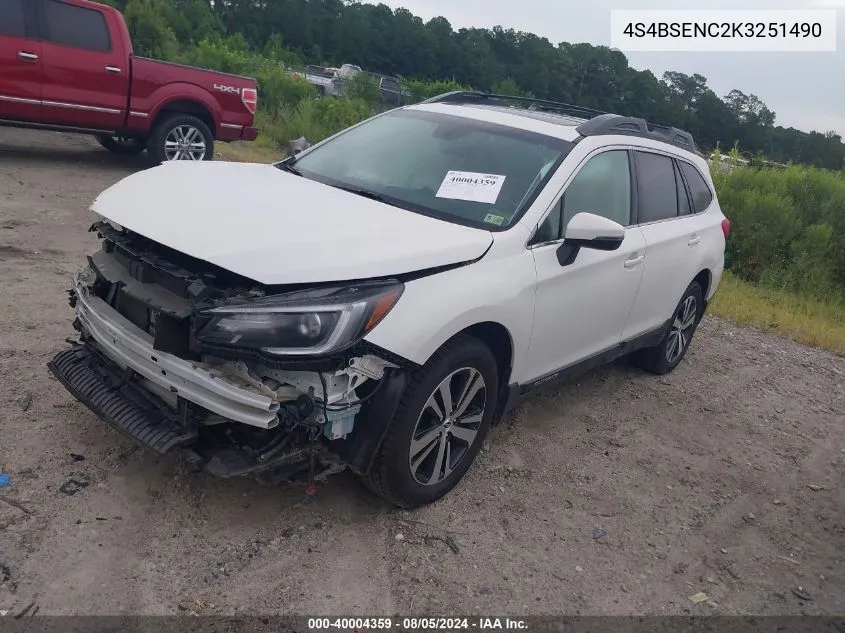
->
195, 282, 404, 356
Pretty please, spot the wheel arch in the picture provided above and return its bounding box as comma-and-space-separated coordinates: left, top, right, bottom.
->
668, 268, 713, 324
447, 321, 513, 389
342, 320, 516, 475
693, 268, 712, 300
447, 321, 516, 425
150, 98, 217, 137
691, 268, 714, 322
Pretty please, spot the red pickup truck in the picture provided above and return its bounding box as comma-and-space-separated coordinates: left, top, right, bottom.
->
0, 0, 258, 162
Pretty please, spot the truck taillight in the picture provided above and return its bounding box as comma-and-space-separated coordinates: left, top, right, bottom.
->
241, 88, 257, 114
721, 218, 731, 238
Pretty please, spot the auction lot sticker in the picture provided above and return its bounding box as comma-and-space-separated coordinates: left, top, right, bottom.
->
436, 171, 506, 204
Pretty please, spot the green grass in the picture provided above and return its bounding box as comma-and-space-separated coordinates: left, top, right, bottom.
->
710, 271, 845, 355
215, 140, 282, 163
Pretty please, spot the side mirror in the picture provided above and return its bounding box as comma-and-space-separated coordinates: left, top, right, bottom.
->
556, 212, 625, 266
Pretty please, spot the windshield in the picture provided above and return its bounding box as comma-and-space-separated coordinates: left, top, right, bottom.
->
283, 108, 575, 230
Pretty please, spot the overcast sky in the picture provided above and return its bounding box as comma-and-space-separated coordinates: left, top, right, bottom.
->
364, 0, 844, 136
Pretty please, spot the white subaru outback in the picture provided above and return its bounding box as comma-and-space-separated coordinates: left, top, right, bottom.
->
49, 92, 730, 508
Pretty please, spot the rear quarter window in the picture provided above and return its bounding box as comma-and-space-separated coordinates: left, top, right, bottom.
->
43, 0, 111, 53
0, 0, 26, 37
674, 161, 691, 216
679, 161, 714, 213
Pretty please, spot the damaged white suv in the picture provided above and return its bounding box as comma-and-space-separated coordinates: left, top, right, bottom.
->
49, 92, 729, 508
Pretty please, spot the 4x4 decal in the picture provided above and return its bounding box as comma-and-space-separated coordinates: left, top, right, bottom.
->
214, 84, 241, 94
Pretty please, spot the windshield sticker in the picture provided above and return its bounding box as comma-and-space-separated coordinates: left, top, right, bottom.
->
483, 213, 505, 226
436, 171, 506, 204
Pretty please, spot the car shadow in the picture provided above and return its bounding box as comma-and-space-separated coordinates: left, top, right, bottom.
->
0, 135, 152, 173
495, 354, 647, 431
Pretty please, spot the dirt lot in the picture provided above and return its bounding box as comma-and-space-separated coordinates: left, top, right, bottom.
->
1, 128, 843, 617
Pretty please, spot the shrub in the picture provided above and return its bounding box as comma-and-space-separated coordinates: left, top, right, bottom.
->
714, 164, 845, 302
401, 78, 471, 103
256, 97, 374, 149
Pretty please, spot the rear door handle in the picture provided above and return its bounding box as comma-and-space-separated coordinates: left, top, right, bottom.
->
105, 66, 122, 73
18, 51, 39, 61
624, 255, 645, 269
688, 236, 701, 246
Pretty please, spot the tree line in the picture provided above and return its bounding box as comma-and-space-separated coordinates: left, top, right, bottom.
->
104, 0, 845, 171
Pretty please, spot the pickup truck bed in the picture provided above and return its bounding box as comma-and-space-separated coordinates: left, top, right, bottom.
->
0, 0, 258, 162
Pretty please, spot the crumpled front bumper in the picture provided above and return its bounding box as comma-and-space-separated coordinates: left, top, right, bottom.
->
48, 344, 199, 455
64, 274, 280, 429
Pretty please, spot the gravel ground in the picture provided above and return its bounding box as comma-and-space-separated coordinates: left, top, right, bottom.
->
1, 128, 843, 617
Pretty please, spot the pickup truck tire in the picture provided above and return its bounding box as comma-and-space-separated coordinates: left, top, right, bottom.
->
633, 280, 704, 375
361, 334, 498, 508
95, 135, 146, 156
147, 114, 214, 163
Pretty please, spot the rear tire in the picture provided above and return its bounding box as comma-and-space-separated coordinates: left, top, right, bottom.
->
95, 135, 146, 156
633, 281, 704, 375
361, 335, 499, 508
147, 114, 214, 164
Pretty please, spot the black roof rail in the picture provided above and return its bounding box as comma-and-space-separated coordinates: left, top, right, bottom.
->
576, 114, 697, 152
423, 91, 607, 120
423, 91, 698, 153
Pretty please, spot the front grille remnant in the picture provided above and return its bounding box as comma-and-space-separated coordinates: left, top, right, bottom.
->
86, 221, 267, 359
90, 220, 260, 302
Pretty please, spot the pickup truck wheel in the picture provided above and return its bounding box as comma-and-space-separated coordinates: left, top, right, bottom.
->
95, 135, 146, 156
148, 114, 214, 163
633, 280, 704, 375
361, 335, 498, 508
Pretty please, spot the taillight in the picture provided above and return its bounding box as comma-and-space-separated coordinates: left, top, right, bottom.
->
241, 87, 257, 114
721, 218, 731, 238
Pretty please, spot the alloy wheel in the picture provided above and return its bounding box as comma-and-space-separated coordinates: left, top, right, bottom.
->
408, 367, 487, 486
666, 295, 697, 364
164, 125, 207, 160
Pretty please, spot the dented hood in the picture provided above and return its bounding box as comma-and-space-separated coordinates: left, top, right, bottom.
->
91, 161, 493, 285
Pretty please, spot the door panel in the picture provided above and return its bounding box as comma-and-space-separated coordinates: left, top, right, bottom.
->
623, 216, 707, 339
524, 148, 645, 382
39, 0, 127, 129
0, 0, 42, 120
526, 228, 647, 382
622, 151, 711, 339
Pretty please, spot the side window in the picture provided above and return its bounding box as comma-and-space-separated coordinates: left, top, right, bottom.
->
679, 161, 714, 213
534, 198, 563, 244
0, 0, 26, 37
635, 151, 678, 223
42, 0, 111, 52
562, 150, 631, 228
534, 150, 631, 243
674, 161, 691, 216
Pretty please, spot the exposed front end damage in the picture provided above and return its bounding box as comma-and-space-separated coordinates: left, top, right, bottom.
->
48, 221, 410, 484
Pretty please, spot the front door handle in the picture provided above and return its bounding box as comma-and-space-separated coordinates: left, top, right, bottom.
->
688, 236, 701, 246
624, 255, 645, 269
18, 51, 39, 61
105, 66, 122, 73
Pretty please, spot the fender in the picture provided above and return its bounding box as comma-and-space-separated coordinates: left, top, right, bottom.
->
364, 250, 537, 385
130, 83, 221, 134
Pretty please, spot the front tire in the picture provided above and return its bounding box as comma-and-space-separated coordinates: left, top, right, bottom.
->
633, 280, 704, 375
95, 135, 146, 156
362, 335, 499, 508
147, 114, 214, 164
